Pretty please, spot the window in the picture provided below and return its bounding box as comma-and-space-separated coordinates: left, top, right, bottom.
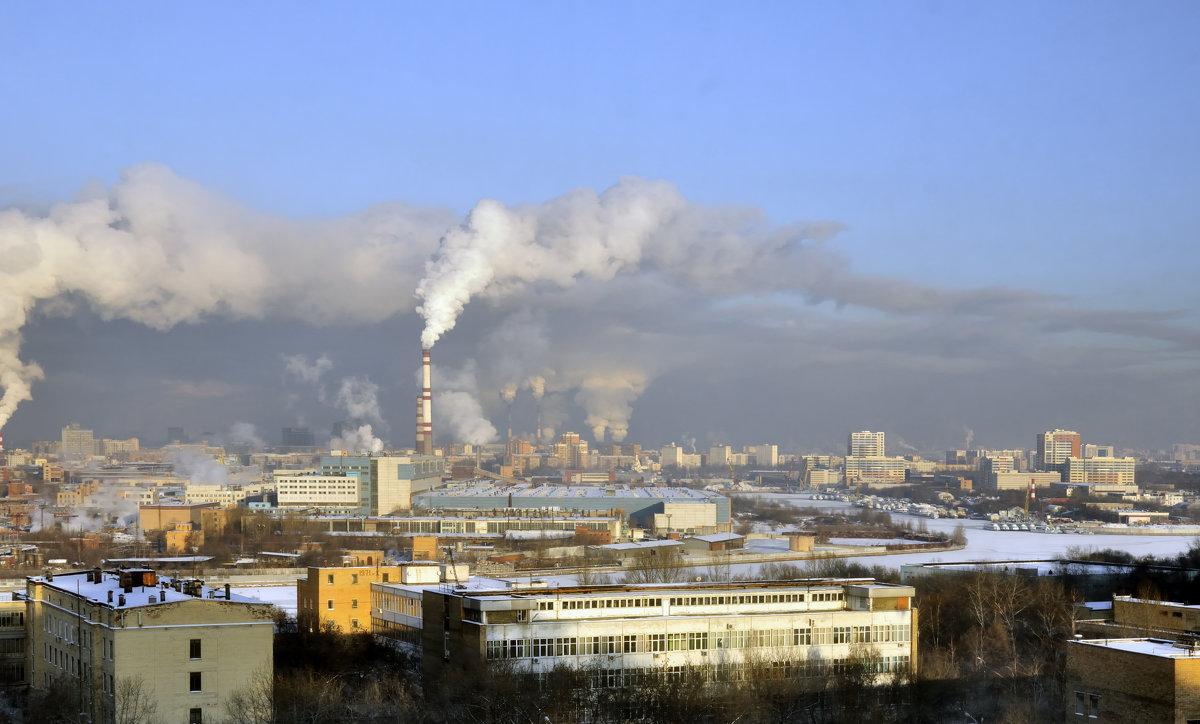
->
352, 574, 359, 584
327, 574, 334, 584
352, 599, 359, 609
327, 600, 334, 610
189, 708, 203, 724
189, 672, 202, 692
1089, 694, 1100, 718
189, 639, 201, 659
382, 573, 389, 582
351, 619, 359, 630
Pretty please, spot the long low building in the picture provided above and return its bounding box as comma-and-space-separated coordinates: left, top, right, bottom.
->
413, 483, 730, 533
421, 578, 916, 686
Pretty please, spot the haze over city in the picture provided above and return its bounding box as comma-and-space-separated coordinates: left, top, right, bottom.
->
2, 2, 1198, 453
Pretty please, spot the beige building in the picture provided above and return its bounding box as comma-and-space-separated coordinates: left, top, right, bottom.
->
1062, 456, 1137, 487
1066, 637, 1200, 723
25, 568, 274, 724
844, 456, 907, 484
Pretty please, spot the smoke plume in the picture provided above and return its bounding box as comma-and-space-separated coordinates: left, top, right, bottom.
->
414, 177, 836, 348
572, 372, 647, 442
434, 361, 498, 446
0, 163, 454, 430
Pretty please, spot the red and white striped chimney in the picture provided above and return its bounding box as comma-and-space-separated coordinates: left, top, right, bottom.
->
418, 349, 433, 455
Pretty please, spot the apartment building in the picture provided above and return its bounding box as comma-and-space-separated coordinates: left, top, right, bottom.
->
422, 578, 916, 686
24, 568, 275, 724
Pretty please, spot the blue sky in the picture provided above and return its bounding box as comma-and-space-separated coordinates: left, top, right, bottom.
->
1, 2, 1198, 451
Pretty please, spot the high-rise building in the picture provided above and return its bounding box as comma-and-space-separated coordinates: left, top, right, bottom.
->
708, 444, 732, 467
553, 432, 589, 469
281, 427, 315, 449
660, 444, 684, 468
748, 444, 778, 467
847, 431, 886, 458
60, 423, 96, 460
1036, 429, 1081, 470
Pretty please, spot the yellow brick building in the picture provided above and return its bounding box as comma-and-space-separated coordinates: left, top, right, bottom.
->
296, 564, 406, 632
25, 569, 275, 724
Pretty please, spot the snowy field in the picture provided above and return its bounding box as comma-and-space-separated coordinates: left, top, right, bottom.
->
768, 494, 1199, 564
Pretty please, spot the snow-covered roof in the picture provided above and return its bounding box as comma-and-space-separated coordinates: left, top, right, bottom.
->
30, 570, 267, 609
595, 540, 683, 551
1074, 638, 1200, 659
689, 532, 743, 543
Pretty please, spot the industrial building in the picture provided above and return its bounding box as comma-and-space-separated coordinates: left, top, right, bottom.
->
23, 568, 275, 724
413, 483, 730, 533
274, 453, 443, 515
421, 578, 916, 686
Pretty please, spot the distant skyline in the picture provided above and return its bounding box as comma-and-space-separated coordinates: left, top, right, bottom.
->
1, 2, 1198, 453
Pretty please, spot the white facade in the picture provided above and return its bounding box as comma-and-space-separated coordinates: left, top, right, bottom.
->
847, 431, 885, 458
428, 579, 916, 685
274, 472, 361, 514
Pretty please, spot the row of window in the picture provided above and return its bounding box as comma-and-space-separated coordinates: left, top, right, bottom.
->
567, 656, 912, 688
485, 625, 911, 660
543, 591, 844, 612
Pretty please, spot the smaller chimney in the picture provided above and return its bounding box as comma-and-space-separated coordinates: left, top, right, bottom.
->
224, 583, 231, 600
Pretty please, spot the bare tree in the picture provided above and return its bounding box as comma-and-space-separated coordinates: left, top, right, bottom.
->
115, 676, 159, 724
222, 669, 274, 724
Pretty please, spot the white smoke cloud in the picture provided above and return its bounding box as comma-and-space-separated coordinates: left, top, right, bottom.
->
0, 163, 454, 430
335, 376, 384, 425
284, 353, 333, 403
499, 381, 518, 404
169, 447, 228, 486
433, 361, 498, 446
524, 374, 546, 401
572, 372, 647, 442
331, 423, 385, 454
225, 421, 266, 450
962, 424, 975, 450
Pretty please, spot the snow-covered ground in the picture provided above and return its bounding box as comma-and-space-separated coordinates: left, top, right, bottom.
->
232, 493, 1200, 613
773, 494, 1199, 564
232, 585, 297, 616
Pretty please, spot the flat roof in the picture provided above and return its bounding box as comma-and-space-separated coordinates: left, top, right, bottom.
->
30, 570, 266, 610
424, 483, 720, 501
1074, 638, 1200, 659
449, 577, 908, 600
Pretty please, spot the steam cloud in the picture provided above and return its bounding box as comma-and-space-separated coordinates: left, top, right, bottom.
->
434, 361, 498, 446
0, 163, 454, 431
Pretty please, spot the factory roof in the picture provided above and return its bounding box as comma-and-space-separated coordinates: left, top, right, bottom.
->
28, 569, 267, 610
423, 483, 721, 500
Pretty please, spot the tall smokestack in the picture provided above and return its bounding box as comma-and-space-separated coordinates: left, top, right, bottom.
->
418, 349, 434, 455
415, 397, 424, 452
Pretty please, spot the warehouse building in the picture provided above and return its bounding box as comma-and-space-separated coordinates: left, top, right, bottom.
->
414, 483, 730, 533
